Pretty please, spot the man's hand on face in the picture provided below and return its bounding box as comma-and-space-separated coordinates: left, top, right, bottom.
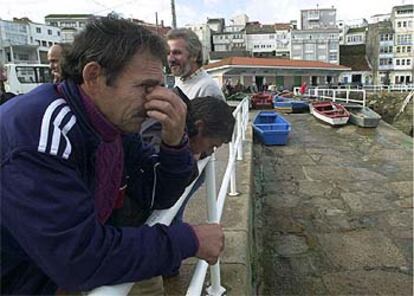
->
144, 86, 187, 146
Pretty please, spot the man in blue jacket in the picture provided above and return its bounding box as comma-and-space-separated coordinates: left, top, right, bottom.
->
0, 17, 224, 295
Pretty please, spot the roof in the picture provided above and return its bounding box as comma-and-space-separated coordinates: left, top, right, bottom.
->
339, 45, 371, 71
274, 23, 291, 30
45, 14, 94, 18
204, 56, 350, 71
245, 24, 275, 34
347, 27, 367, 34
210, 51, 251, 60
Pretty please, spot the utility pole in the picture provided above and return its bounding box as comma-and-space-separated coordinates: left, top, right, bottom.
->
171, 0, 177, 28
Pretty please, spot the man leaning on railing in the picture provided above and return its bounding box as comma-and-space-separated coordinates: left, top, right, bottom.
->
0, 17, 225, 295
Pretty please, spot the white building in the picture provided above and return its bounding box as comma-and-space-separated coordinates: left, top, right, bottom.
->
291, 7, 340, 64
0, 18, 61, 65
390, 4, 413, 84
185, 24, 212, 64
0, 19, 33, 64
344, 26, 367, 45
45, 14, 94, 43
274, 23, 291, 57
245, 23, 276, 57
28, 22, 61, 63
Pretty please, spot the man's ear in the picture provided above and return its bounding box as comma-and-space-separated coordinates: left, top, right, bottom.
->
82, 62, 103, 88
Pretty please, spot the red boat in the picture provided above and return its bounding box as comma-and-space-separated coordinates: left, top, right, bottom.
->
251, 92, 273, 109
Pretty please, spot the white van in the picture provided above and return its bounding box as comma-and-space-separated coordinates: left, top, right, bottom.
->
3, 64, 52, 95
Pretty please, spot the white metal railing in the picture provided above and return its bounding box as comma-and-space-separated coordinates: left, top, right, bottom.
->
301, 88, 367, 107
87, 96, 250, 296
294, 84, 414, 95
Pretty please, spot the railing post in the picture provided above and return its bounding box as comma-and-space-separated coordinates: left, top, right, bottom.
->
228, 142, 239, 196
241, 101, 247, 141
236, 112, 243, 161
204, 156, 226, 296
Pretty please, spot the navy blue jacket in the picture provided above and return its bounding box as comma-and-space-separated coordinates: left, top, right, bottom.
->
0, 82, 198, 294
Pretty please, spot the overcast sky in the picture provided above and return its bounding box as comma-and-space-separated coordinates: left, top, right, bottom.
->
0, 0, 409, 26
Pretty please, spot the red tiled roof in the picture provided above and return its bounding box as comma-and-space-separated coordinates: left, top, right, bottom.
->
274, 23, 291, 30
204, 56, 350, 70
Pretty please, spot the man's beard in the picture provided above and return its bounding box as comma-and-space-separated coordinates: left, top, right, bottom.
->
170, 62, 192, 78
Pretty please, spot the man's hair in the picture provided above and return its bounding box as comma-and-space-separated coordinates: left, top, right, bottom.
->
57, 42, 72, 55
166, 28, 203, 67
61, 17, 168, 85
189, 96, 235, 142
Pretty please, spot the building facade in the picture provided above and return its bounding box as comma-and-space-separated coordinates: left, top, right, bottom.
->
44, 14, 93, 43
0, 18, 61, 65
390, 4, 413, 84
366, 20, 394, 84
204, 56, 350, 90
291, 7, 340, 64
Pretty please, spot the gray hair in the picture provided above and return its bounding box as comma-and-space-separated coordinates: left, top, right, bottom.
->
166, 28, 203, 67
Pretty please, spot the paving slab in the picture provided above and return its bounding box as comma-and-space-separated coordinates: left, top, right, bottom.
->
253, 113, 413, 295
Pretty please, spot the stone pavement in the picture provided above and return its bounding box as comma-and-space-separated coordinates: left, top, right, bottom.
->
253, 113, 413, 295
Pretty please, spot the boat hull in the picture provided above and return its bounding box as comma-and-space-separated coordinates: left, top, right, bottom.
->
253, 111, 291, 145
310, 101, 350, 126
343, 104, 381, 128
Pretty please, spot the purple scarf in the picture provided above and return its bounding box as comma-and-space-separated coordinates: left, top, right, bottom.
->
78, 87, 124, 224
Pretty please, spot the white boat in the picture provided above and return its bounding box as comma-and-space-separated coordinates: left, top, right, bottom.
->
310, 101, 350, 126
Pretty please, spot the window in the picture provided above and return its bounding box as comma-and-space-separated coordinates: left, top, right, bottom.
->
48, 41, 53, 47
36, 27, 41, 33
398, 21, 402, 27
407, 46, 411, 53
396, 46, 401, 53
15, 66, 51, 84
396, 59, 400, 65
397, 34, 412, 45
379, 58, 392, 65
329, 52, 337, 61
305, 44, 314, 52
42, 40, 47, 46
57, 31, 60, 36
407, 59, 411, 66
47, 29, 52, 35
402, 59, 405, 65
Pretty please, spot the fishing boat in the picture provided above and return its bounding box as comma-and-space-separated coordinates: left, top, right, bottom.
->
273, 96, 309, 113
342, 103, 381, 128
252, 111, 291, 145
309, 101, 350, 126
251, 92, 273, 109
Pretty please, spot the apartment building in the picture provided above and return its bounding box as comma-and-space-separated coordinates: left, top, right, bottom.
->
0, 18, 61, 65
291, 7, 340, 64
45, 14, 94, 43
366, 20, 394, 84
390, 4, 413, 84
185, 23, 212, 64
274, 23, 291, 57
245, 23, 276, 57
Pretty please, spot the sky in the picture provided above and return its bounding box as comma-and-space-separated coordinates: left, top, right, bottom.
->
0, 0, 410, 27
